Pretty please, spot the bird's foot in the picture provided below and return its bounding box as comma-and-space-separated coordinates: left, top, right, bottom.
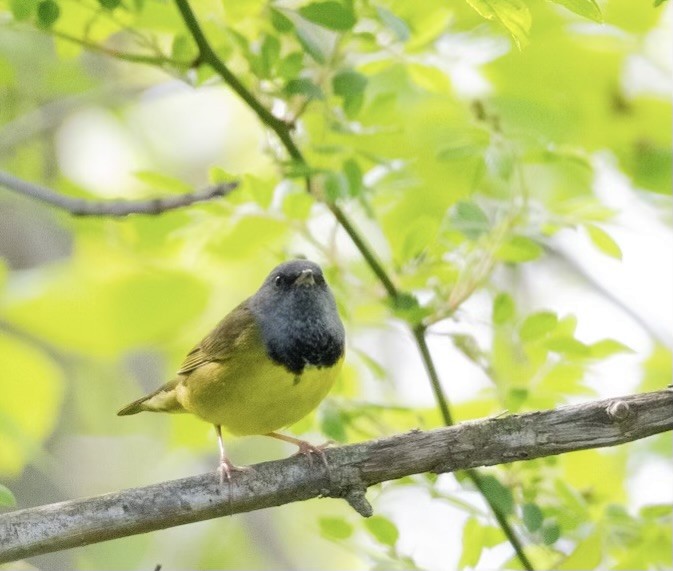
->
217, 458, 253, 486
265, 432, 333, 469
291, 439, 334, 469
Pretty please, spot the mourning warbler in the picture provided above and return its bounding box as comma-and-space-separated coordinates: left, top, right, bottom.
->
118, 259, 345, 480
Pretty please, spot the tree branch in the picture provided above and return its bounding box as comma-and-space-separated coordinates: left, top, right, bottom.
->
0, 171, 237, 217
1, 390, 670, 564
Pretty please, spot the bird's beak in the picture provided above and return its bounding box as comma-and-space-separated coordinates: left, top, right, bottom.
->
294, 269, 315, 286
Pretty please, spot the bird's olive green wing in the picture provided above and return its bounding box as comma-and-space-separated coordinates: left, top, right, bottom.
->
177, 300, 256, 375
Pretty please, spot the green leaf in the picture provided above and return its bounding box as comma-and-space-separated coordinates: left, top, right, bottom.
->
590, 339, 633, 359
633, 139, 671, 194
376, 6, 410, 41
10, 0, 38, 20
458, 518, 484, 569
364, 515, 399, 546
586, 225, 622, 260
522, 503, 543, 532
558, 531, 602, 570
542, 520, 561, 545
552, 197, 615, 223
240, 175, 274, 209
389, 292, 428, 324
399, 217, 438, 261
538, 362, 586, 394
333, 70, 367, 117
436, 144, 486, 161
496, 236, 543, 263
171, 35, 198, 65
36, 0, 60, 28
550, 0, 602, 22
452, 201, 490, 240
343, 158, 363, 197
355, 350, 387, 380
208, 166, 236, 185
407, 63, 451, 93
0, 484, 16, 507
278, 53, 304, 79
295, 22, 328, 63
482, 525, 505, 547
452, 334, 483, 364
332, 70, 367, 97
98, 0, 121, 9
545, 336, 590, 356
343, 92, 365, 117
464, 0, 531, 49
479, 475, 513, 515
259, 35, 281, 77
436, 130, 489, 160
640, 504, 673, 519
520, 311, 558, 342
284, 78, 324, 100
324, 172, 349, 201
319, 517, 353, 540
493, 292, 515, 325
299, 2, 356, 31
282, 160, 327, 179
270, 7, 294, 32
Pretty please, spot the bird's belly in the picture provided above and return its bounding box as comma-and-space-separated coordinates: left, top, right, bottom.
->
177, 358, 342, 436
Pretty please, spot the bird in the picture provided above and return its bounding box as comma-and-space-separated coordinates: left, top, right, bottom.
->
117, 259, 345, 482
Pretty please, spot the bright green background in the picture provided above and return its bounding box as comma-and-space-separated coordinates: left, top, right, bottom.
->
0, 0, 671, 569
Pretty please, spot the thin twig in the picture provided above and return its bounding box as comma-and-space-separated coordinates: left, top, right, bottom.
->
328, 203, 399, 299
49, 30, 187, 67
412, 325, 454, 425
412, 325, 533, 569
1, 390, 670, 564
0, 171, 237, 217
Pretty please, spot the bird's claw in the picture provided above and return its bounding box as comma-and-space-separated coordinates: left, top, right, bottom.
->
217, 459, 253, 486
292, 440, 334, 469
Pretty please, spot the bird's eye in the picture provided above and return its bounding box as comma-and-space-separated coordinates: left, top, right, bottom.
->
274, 275, 283, 287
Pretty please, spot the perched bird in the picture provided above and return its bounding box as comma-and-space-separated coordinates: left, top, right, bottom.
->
118, 259, 345, 481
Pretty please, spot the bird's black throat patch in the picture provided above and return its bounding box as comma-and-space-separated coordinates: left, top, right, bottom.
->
250, 276, 345, 377
265, 327, 344, 376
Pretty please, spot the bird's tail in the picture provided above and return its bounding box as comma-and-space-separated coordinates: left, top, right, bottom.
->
117, 379, 184, 416
117, 396, 149, 416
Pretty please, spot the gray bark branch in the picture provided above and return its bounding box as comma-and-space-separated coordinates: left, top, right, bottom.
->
0, 170, 237, 216
0, 389, 670, 564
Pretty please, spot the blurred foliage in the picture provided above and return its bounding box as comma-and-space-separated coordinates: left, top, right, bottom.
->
0, 0, 671, 569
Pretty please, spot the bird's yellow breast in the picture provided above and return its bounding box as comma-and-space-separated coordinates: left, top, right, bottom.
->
175, 327, 343, 436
